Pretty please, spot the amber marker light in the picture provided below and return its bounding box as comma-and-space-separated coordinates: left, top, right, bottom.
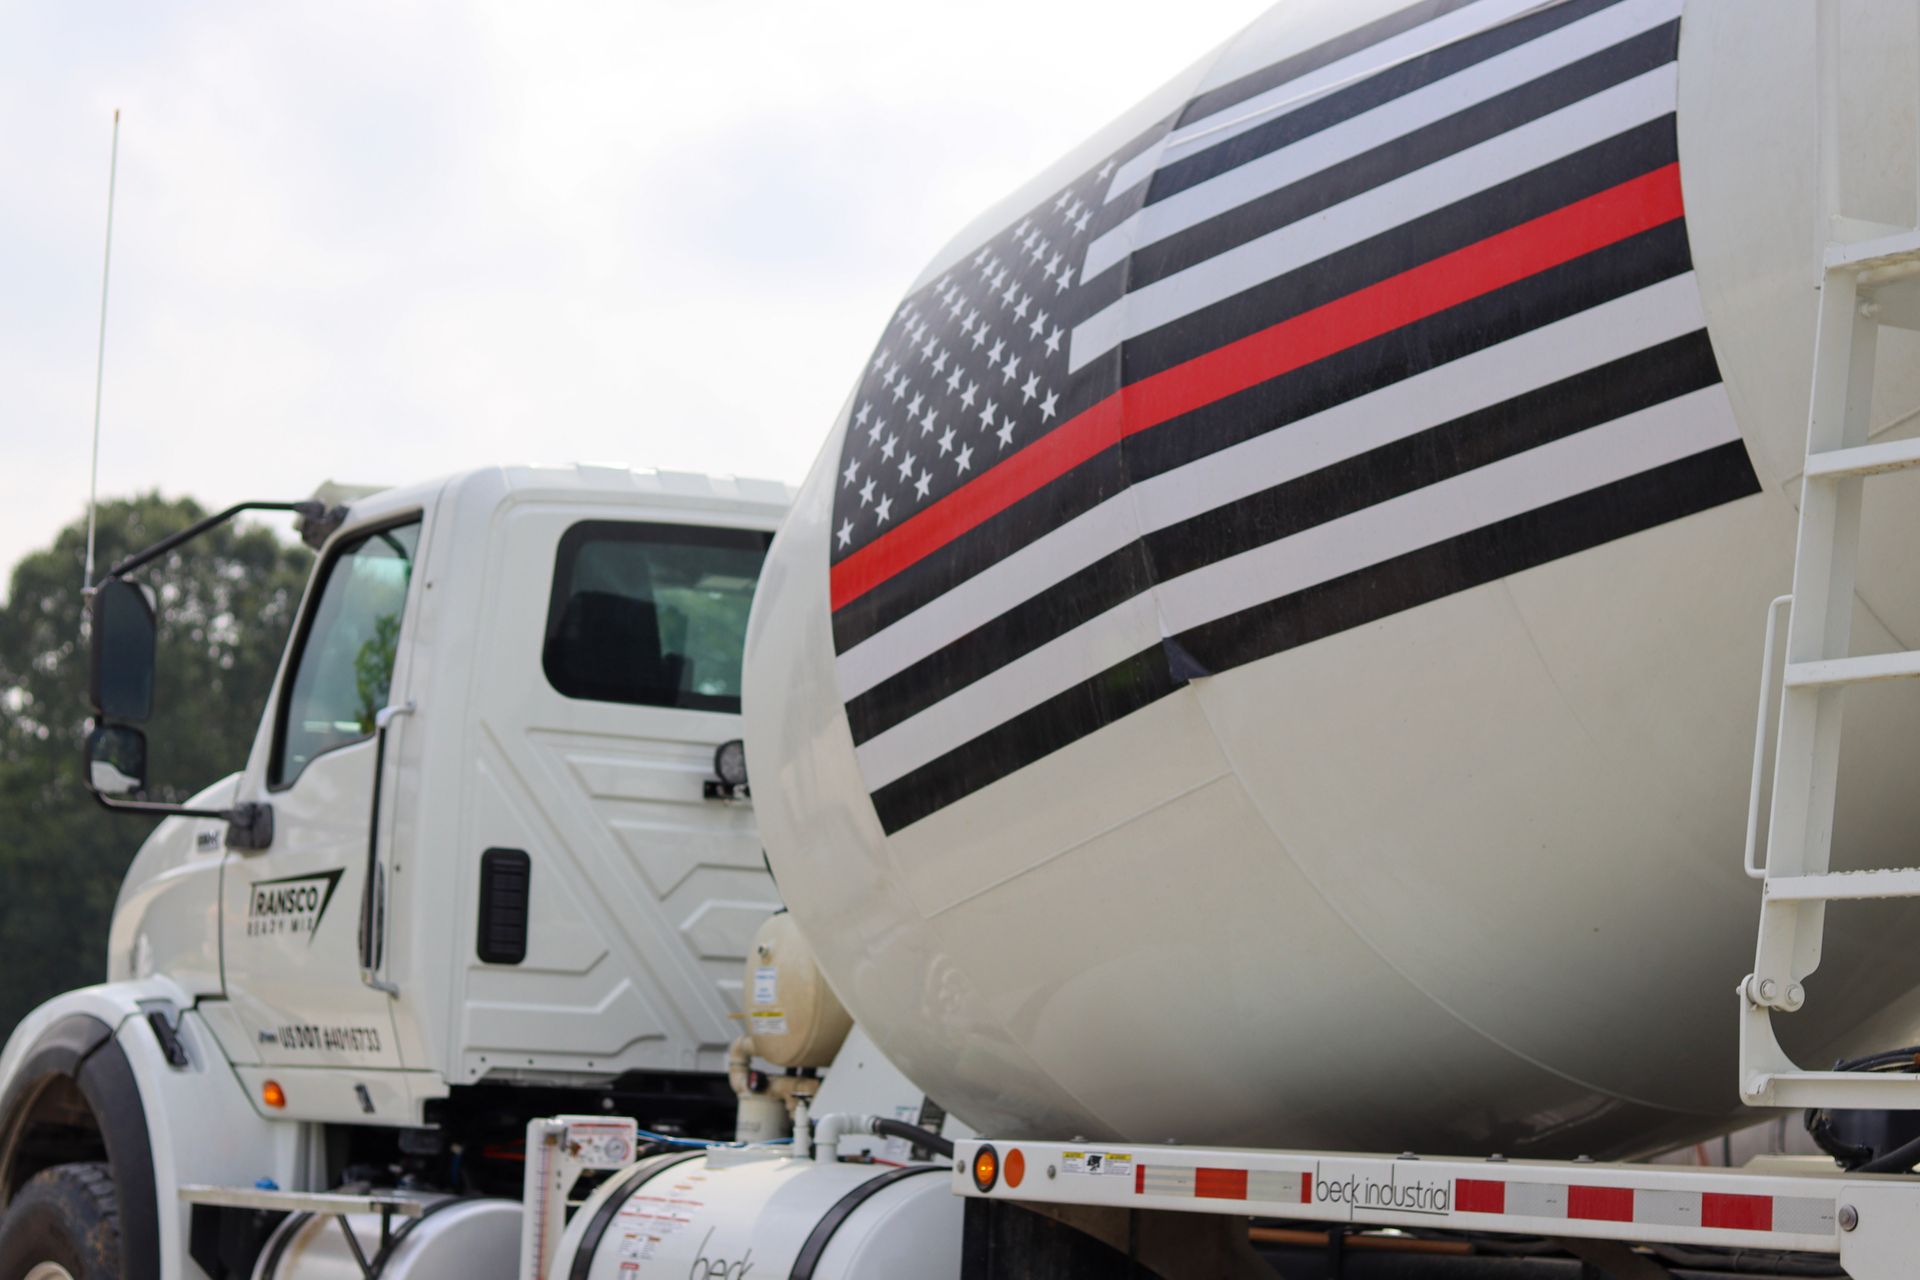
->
972, 1144, 999, 1193
1004, 1147, 1026, 1189
262, 1080, 286, 1109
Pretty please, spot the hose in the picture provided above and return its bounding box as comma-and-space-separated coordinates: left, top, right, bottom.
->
1801, 1044, 1920, 1171
869, 1117, 955, 1159
1854, 1130, 1920, 1174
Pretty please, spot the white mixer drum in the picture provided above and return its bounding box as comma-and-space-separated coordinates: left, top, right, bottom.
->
554, 1151, 961, 1279
743, 0, 1920, 1159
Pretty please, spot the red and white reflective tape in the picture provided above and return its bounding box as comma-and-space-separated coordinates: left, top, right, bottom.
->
1136, 1164, 1311, 1203
1451, 1179, 1834, 1236
1129, 1163, 1834, 1237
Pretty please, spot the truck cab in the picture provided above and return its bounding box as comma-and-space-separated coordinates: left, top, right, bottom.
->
0, 464, 793, 1272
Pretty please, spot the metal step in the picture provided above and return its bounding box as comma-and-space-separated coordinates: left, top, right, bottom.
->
178, 1184, 427, 1217
1805, 435, 1920, 479
1765, 867, 1920, 902
1783, 650, 1920, 689
1825, 228, 1920, 282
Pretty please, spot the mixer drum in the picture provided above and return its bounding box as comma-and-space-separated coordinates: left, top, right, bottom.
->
743, 0, 1920, 1158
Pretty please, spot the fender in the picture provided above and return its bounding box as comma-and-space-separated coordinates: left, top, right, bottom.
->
0, 980, 304, 1280
0, 1011, 157, 1278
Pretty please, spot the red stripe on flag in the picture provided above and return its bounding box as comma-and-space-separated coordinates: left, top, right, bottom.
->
1454, 1179, 1507, 1214
1567, 1185, 1635, 1222
1194, 1167, 1249, 1200
1702, 1192, 1772, 1232
828, 163, 1687, 612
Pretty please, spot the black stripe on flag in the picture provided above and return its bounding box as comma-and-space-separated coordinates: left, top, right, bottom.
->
844, 329, 1723, 746
1174, 0, 1491, 131
868, 442, 1760, 834
870, 645, 1179, 835
1115, 114, 1677, 384
1147, 0, 1630, 207
1108, 22, 1680, 298
1171, 441, 1761, 673
830, 206, 1695, 656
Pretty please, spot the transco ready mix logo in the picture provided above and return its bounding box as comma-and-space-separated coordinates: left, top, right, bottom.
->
247, 869, 345, 942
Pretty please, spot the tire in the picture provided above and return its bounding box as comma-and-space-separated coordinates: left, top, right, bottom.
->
0, 1163, 121, 1280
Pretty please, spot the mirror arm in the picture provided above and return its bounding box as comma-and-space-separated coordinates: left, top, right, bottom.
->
86, 792, 230, 820
103, 500, 325, 581
86, 792, 275, 850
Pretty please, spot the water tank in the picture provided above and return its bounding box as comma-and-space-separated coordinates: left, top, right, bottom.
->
743, 0, 1920, 1159
553, 1151, 960, 1278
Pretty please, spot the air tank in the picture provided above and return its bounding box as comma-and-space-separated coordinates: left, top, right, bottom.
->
743, 0, 1920, 1159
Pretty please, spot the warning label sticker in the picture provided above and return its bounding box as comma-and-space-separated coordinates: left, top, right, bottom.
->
749, 1008, 788, 1036
1063, 1151, 1134, 1177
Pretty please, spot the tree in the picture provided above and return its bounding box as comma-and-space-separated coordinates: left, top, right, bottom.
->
0, 495, 311, 1031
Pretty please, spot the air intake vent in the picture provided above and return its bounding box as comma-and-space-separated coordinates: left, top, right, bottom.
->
476, 848, 531, 965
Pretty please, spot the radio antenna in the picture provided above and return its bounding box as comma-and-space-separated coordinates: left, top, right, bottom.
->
83, 108, 121, 597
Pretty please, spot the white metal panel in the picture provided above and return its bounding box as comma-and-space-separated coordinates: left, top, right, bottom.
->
445, 483, 784, 1081
106, 774, 238, 994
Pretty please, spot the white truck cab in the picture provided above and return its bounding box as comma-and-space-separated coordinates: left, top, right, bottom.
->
0, 464, 797, 1275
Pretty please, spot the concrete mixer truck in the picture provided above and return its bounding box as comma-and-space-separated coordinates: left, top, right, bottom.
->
15, 0, 1920, 1277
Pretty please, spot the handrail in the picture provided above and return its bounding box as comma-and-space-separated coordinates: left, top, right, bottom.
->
1743, 595, 1792, 880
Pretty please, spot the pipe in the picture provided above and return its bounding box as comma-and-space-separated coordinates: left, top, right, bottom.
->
868, 1117, 955, 1159
809, 1113, 875, 1163
791, 1097, 813, 1159
727, 1035, 755, 1098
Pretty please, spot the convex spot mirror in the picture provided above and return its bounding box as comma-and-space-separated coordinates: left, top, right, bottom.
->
88, 577, 156, 723
714, 739, 747, 788
85, 724, 148, 798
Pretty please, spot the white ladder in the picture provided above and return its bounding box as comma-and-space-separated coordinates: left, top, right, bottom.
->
1738, 223, 1920, 1111
1736, 2, 1920, 1114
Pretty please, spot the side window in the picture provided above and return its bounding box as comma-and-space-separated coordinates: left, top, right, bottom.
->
542, 521, 771, 713
270, 520, 422, 787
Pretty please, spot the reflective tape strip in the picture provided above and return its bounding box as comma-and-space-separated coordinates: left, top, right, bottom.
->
1143, 1167, 1835, 1237
1135, 1166, 1311, 1204
1455, 1181, 1834, 1236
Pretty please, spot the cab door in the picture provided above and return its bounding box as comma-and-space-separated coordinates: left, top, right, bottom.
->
221, 518, 423, 1072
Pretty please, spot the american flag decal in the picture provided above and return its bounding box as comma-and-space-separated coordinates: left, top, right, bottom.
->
829, 0, 1759, 835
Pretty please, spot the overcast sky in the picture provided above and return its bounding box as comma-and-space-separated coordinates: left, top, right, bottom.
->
0, 1, 1272, 589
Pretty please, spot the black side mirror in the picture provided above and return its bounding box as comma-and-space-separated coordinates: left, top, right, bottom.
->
84, 724, 148, 798
89, 577, 156, 723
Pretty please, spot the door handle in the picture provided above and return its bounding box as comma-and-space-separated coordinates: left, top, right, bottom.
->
359, 702, 414, 996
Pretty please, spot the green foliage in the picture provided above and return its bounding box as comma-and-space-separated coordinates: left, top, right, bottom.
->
352, 611, 403, 735
0, 495, 311, 1031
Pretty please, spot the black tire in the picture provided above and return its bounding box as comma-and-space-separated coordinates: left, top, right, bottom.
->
0, 1162, 121, 1280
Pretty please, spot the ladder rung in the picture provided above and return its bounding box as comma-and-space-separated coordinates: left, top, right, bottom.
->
1825, 228, 1920, 280
1767, 867, 1920, 901
1805, 435, 1920, 479
1784, 651, 1920, 688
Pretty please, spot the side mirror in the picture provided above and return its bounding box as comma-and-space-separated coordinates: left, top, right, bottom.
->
89, 578, 157, 723
85, 724, 148, 798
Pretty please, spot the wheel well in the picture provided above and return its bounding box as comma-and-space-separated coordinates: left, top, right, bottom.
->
0, 1014, 159, 1280
1, 1074, 109, 1203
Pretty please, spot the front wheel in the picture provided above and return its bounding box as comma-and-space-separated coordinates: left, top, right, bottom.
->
0, 1163, 121, 1280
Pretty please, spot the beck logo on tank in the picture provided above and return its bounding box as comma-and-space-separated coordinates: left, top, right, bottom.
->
246, 869, 345, 943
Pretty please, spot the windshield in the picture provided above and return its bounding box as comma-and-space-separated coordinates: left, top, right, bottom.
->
271, 521, 420, 786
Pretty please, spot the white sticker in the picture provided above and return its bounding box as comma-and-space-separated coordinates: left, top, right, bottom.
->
1104, 1153, 1134, 1177
753, 967, 778, 1006
750, 1009, 788, 1036
1063, 1150, 1089, 1175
